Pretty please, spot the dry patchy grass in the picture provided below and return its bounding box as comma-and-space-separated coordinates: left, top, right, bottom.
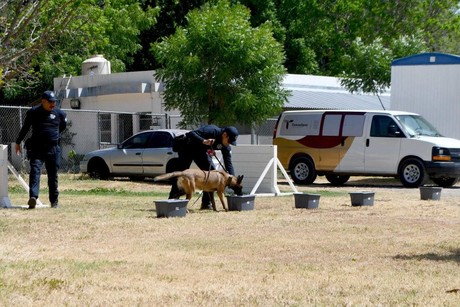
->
1, 174, 459, 306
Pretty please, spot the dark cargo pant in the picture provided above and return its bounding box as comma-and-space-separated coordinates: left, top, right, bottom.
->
28, 145, 61, 204
168, 144, 214, 206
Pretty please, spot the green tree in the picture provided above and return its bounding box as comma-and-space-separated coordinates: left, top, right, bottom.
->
0, 0, 81, 88
129, 0, 208, 71
241, 0, 460, 75
0, 0, 159, 104
340, 35, 426, 107
153, 0, 288, 127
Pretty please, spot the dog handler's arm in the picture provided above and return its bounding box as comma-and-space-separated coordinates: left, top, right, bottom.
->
15, 143, 21, 155
202, 139, 214, 145
187, 130, 205, 144
15, 109, 34, 155
221, 146, 235, 175
188, 130, 214, 146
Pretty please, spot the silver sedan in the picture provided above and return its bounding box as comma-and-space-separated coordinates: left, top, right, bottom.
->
80, 129, 189, 180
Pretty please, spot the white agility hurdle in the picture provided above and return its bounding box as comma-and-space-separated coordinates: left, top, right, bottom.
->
0, 145, 12, 208
1, 144, 45, 208
231, 145, 298, 196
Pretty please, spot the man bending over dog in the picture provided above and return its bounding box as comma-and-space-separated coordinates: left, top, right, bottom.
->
168, 125, 239, 209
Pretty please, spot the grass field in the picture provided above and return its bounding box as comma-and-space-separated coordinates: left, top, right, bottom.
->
1, 174, 459, 306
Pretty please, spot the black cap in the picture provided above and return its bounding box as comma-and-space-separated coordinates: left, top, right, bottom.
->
224, 126, 239, 145
42, 91, 57, 102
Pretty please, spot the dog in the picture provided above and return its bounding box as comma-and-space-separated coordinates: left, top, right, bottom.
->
154, 169, 244, 211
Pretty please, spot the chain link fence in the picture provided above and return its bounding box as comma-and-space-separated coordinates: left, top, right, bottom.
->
1, 106, 172, 173
1, 105, 277, 174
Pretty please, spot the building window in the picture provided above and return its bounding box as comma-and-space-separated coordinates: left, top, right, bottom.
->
118, 114, 133, 142
99, 113, 111, 143
139, 114, 153, 131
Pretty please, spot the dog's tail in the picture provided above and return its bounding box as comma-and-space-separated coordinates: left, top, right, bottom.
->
154, 171, 184, 182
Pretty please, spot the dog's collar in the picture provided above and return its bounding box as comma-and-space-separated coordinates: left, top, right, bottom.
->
226, 175, 233, 187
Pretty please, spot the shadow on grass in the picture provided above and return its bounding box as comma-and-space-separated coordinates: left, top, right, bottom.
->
394, 248, 460, 264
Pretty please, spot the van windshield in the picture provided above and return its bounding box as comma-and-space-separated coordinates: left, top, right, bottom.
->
395, 115, 443, 137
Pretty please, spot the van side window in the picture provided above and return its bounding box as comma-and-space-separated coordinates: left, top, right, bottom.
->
371, 116, 402, 137
323, 114, 341, 136
322, 114, 364, 136
342, 115, 364, 136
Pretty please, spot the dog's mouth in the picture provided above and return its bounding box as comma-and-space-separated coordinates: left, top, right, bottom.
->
232, 186, 243, 196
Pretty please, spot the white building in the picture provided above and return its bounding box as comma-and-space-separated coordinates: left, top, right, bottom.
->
391, 52, 460, 140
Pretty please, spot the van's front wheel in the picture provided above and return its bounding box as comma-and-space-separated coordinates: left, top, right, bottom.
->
290, 157, 317, 184
399, 158, 426, 188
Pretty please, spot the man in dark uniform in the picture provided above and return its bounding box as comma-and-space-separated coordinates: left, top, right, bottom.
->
169, 125, 239, 209
15, 91, 67, 209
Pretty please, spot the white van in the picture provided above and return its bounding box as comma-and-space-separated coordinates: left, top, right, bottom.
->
273, 110, 460, 187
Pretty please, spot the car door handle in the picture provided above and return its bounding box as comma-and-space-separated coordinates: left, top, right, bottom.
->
135, 152, 142, 155
167, 151, 173, 155
366, 139, 370, 147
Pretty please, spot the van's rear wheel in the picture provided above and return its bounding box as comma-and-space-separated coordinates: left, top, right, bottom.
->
325, 174, 350, 186
290, 157, 317, 184
399, 158, 426, 188
431, 177, 459, 187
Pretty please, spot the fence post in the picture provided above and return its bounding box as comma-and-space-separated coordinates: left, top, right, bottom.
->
0, 144, 12, 208
165, 113, 169, 129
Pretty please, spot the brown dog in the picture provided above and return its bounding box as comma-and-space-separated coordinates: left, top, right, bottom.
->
154, 169, 244, 211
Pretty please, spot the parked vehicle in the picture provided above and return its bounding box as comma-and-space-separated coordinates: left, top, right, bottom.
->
80, 129, 189, 180
273, 110, 460, 187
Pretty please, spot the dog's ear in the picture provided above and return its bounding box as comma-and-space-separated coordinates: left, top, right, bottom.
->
237, 175, 244, 184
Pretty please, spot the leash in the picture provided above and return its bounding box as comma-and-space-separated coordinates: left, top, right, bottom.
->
207, 145, 228, 173
190, 149, 214, 207
190, 168, 211, 207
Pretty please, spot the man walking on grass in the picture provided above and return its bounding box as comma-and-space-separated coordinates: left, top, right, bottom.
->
15, 91, 67, 209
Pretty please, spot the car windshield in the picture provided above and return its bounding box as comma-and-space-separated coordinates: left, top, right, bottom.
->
395, 115, 442, 137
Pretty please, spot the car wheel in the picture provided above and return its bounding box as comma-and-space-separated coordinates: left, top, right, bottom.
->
398, 158, 426, 188
325, 174, 350, 186
431, 177, 459, 187
87, 158, 110, 180
289, 157, 317, 184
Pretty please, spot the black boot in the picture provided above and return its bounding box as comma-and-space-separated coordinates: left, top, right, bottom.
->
200, 203, 212, 210
200, 192, 212, 210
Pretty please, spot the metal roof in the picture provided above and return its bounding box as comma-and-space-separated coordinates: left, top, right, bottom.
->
282, 74, 390, 110
285, 90, 390, 110
392, 52, 460, 66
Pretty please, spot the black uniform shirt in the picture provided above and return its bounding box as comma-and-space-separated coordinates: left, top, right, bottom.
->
187, 125, 235, 175
16, 105, 67, 148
